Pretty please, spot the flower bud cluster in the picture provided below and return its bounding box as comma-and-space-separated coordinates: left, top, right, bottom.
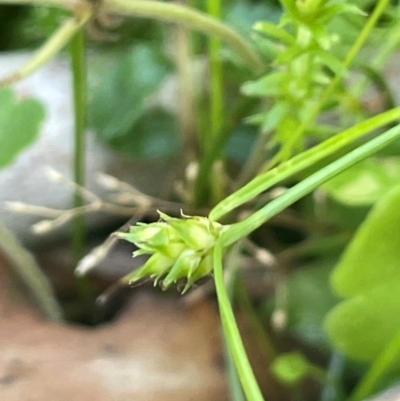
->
118, 212, 223, 293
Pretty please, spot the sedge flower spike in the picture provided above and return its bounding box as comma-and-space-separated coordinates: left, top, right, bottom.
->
117, 211, 224, 293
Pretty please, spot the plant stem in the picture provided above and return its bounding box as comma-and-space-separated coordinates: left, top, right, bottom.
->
0, 15, 91, 86
347, 328, 400, 401
225, 242, 247, 401
175, 23, 198, 164
193, 0, 226, 206
0, 223, 63, 322
221, 123, 400, 246
70, 28, 95, 308
225, 342, 247, 401
195, 97, 255, 207
214, 241, 266, 401
342, 0, 391, 72
103, 0, 265, 74
0, 0, 264, 79
206, 0, 224, 151
70, 28, 87, 260
0, 0, 68, 8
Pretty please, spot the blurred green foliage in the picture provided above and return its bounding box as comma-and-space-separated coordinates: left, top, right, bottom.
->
88, 43, 177, 159
0, 88, 45, 168
325, 185, 400, 360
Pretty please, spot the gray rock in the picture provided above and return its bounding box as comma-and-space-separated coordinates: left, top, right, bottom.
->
0, 52, 175, 247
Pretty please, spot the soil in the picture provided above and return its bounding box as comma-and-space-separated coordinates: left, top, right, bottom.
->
0, 253, 228, 401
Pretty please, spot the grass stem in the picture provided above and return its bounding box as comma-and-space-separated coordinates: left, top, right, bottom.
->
70, 28, 95, 309
222, 124, 400, 246
214, 241, 266, 401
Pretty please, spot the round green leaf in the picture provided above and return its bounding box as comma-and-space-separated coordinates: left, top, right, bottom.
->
325, 282, 400, 361
331, 184, 400, 298
89, 43, 173, 142
271, 352, 311, 385
325, 184, 400, 361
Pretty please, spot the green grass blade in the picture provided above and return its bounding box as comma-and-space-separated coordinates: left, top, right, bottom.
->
221, 124, 400, 246
209, 107, 400, 221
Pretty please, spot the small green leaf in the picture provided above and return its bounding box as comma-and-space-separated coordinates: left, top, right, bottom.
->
251, 34, 282, 59
310, 23, 332, 50
260, 101, 290, 131
275, 44, 304, 64
0, 88, 45, 169
241, 71, 284, 97
253, 21, 295, 44
319, 3, 365, 23
313, 49, 347, 77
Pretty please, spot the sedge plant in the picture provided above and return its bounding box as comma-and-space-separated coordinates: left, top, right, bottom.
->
2, 0, 400, 400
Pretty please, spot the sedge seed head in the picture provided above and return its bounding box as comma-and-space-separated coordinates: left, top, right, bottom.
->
118, 211, 223, 291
